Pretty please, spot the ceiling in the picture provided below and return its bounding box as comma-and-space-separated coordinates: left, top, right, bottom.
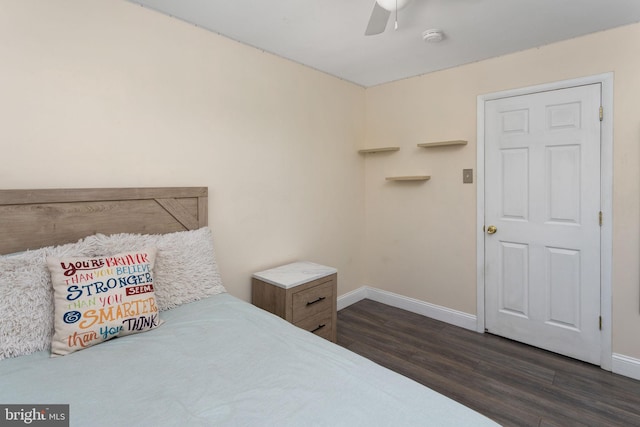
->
127, 0, 640, 87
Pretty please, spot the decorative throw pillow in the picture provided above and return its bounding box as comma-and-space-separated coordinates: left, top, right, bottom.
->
47, 249, 162, 356
0, 238, 97, 360
86, 227, 226, 311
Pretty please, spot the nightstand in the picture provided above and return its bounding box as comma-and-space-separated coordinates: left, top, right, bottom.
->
252, 261, 337, 342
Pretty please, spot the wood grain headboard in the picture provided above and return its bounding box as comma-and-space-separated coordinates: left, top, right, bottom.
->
0, 187, 208, 255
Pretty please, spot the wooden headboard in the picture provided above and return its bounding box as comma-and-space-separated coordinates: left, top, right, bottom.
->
0, 187, 208, 255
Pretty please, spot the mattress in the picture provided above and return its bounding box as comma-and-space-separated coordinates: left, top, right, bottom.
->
0, 293, 498, 426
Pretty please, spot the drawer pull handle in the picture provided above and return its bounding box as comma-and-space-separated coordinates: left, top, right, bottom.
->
311, 324, 326, 333
306, 296, 326, 306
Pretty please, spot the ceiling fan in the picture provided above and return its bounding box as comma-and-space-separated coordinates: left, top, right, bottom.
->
365, 0, 414, 36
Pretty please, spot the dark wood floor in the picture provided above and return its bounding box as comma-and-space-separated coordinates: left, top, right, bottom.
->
337, 299, 640, 427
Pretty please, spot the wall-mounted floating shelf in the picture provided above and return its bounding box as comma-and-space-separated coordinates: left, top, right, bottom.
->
417, 140, 467, 148
385, 175, 431, 182
358, 147, 400, 154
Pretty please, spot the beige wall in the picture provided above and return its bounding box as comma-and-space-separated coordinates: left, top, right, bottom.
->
364, 23, 640, 358
0, 0, 366, 301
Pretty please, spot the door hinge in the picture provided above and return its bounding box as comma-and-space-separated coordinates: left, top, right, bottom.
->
599, 211, 603, 226
599, 316, 602, 330
599, 106, 603, 121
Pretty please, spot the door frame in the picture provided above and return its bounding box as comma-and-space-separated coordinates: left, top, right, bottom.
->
476, 73, 613, 370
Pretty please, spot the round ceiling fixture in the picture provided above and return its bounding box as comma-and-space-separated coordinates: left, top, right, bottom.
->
376, 0, 412, 12
422, 29, 444, 43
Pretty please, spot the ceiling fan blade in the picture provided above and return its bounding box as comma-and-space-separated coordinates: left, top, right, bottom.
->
365, 2, 391, 36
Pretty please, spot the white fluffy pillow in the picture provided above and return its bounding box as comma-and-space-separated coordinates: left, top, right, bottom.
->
0, 238, 96, 360
87, 227, 225, 310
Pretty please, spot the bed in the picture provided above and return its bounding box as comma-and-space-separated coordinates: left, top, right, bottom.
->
0, 187, 498, 426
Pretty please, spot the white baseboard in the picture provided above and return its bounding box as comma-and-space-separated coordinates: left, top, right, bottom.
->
612, 353, 640, 381
337, 285, 477, 331
336, 287, 368, 311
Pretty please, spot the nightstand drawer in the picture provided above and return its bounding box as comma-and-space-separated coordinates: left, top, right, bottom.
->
291, 280, 334, 323
294, 312, 333, 341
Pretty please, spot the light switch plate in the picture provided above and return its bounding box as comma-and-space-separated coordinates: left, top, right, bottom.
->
463, 169, 473, 184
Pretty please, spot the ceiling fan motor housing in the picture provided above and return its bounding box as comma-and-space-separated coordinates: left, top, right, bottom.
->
376, 0, 412, 12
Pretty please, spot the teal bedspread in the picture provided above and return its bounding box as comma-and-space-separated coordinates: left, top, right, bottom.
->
0, 294, 498, 426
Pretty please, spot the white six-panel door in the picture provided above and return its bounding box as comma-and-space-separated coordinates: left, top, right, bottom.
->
484, 84, 602, 364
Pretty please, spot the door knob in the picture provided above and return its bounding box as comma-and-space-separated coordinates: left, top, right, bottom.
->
486, 225, 497, 234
